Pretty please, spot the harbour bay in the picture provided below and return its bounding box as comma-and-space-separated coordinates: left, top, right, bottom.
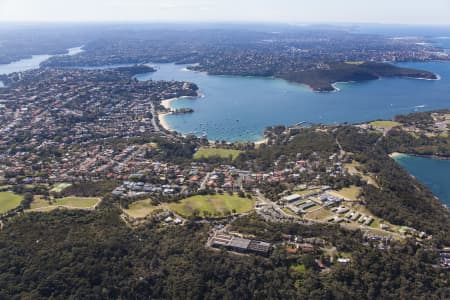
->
0, 46, 84, 76
394, 155, 450, 207
135, 61, 450, 207
1, 48, 449, 207
135, 61, 450, 142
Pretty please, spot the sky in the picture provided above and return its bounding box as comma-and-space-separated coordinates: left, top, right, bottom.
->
1, 0, 450, 25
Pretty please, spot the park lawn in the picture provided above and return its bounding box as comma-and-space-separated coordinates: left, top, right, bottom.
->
29, 196, 99, 211
29, 195, 52, 210
344, 161, 361, 174
0, 192, 23, 214
0, 185, 12, 191
194, 147, 242, 161
53, 197, 99, 208
370, 218, 382, 229
304, 207, 334, 221
439, 131, 449, 138
344, 161, 379, 188
282, 207, 298, 217
290, 264, 306, 274
169, 194, 254, 218
124, 199, 161, 219
50, 183, 72, 193
370, 120, 402, 130
329, 185, 362, 201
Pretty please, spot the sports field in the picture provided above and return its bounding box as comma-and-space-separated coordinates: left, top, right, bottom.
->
369, 120, 402, 130
0, 192, 23, 214
123, 199, 161, 219
329, 186, 362, 201
29, 196, 99, 211
169, 194, 254, 218
50, 183, 72, 193
304, 207, 334, 221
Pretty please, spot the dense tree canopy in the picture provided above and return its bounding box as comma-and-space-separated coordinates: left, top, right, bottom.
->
0, 211, 448, 299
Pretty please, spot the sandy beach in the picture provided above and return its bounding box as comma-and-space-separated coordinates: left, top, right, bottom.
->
255, 138, 268, 146
158, 112, 174, 132
406, 74, 441, 81
390, 152, 450, 161
160, 98, 177, 110
389, 152, 406, 158
161, 93, 204, 110
158, 92, 205, 134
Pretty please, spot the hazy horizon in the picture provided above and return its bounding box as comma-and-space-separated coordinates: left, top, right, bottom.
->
1, 0, 450, 25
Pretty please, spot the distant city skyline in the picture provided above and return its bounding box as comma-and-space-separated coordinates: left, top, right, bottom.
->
1, 0, 450, 25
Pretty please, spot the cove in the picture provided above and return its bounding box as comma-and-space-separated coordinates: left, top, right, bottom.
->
0, 46, 84, 76
393, 155, 450, 207
135, 61, 450, 142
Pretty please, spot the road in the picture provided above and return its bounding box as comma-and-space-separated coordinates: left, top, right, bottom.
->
199, 172, 211, 190
150, 102, 160, 132
335, 137, 346, 159
255, 189, 298, 219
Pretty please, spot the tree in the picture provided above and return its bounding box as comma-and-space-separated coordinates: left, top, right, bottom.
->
21, 192, 33, 209
302, 254, 317, 270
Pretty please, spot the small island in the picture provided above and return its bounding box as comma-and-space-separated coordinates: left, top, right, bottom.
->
171, 108, 194, 115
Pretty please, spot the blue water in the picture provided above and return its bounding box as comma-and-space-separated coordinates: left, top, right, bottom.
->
0, 54, 52, 75
394, 155, 450, 207
0, 42, 449, 206
431, 37, 450, 54
0, 46, 84, 76
135, 61, 450, 142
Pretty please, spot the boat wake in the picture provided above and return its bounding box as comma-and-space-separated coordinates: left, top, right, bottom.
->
414, 104, 426, 111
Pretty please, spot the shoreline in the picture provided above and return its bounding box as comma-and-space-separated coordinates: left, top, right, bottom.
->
389, 152, 450, 161
160, 92, 205, 110
302, 73, 440, 93
158, 105, 268, 144
158, 112, 174, 132
207, 137, 267, 146
404, 74, 441, 81
330, 80, 360, 92
160, 98, 177, 110
158, 91, 205, 132
390, 152, 450, 208
389, 152, 408, 159
254, 138, 268, 146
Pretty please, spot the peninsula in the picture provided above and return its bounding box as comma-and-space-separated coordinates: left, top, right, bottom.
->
278, 62, 438, 92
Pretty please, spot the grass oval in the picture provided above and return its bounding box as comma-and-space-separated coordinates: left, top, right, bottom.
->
0, 192, 23, 214
169, 194, 254, 218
